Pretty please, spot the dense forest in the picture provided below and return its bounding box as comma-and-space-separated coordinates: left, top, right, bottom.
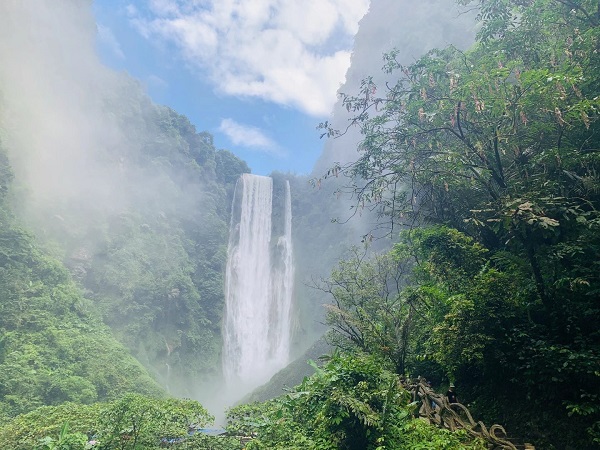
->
315, 0, 600, 447
0, 0, 599, 449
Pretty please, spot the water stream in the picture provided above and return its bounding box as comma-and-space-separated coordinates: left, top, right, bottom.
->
222, 174, 294, 396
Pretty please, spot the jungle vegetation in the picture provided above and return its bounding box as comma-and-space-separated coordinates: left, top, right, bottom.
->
315, 0, 600, 447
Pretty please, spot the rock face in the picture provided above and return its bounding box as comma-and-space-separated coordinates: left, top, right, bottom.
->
314, 0, 477, 175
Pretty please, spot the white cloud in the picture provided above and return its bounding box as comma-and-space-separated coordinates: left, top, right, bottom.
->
145, 74, 168, 90
97, 24, 125, 59
219, 118, 283, 156
127, 0, 370, 116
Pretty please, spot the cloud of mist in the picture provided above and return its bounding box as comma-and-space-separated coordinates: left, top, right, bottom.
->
0, 1, 129, 213
0, 0, 206, 227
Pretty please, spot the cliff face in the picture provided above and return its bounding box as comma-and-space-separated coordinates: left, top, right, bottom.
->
313, 0, 477, 175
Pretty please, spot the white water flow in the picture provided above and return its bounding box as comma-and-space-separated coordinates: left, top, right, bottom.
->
222, 174, 294, 394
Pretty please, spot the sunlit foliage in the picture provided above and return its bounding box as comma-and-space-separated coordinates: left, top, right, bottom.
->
317, 0, 600, 447
227, 352, 486, 450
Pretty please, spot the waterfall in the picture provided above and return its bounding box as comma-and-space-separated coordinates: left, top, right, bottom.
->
222, 174, 294, 393
269, 180, 294, 366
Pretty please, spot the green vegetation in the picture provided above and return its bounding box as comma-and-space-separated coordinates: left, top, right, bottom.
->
227, 352, 486, 450
4, 76, 250, 393
0, 395, 214, 450
0, 355, 486, 450
0, 140, 164, 420
316, 0, 600, 447
0, 67, 251, 421
82, 107, 249, 389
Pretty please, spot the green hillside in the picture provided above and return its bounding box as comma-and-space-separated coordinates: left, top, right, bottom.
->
0, 66, 250, 414
0, 141, 163, 419
2, 75, 250, 395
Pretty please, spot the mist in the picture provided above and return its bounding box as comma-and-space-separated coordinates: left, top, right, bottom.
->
1, 1, 125, 209
0, 0, 239, 411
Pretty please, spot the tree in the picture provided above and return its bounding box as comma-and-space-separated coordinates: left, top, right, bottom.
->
98, 394, 212, 450
227, 352, 485, 450
0, 396, 214, 450
316, 247, 419, 375
323, 0, 599, 242
317, 0, 600, 446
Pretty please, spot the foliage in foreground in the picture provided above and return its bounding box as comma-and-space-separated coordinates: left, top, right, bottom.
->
323, 225, 600, 448
227, 352, 486, 450
0, 358, 485, 450
0, 394, 218, 450
317, 0, 600, 448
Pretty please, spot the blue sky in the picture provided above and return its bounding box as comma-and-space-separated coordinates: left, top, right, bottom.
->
92, 0, 369, 176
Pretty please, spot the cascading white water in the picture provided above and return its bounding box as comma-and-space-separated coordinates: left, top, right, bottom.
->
222, 174, 294, 394
269, 180, 294, 364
